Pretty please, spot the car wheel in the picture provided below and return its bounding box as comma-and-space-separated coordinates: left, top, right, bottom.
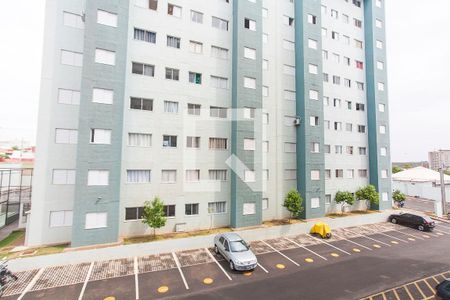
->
214, 245, 219, 254
391, 218, 397, 224
229, 260, 235, 271
418, 225, 425, 231
325, 233, 332, 239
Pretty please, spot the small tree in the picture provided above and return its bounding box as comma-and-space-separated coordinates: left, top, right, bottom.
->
392, 166, 403, 174
355, 185, 379, 210
392, 190, 406, 203
444, 170, 450, 176
335, 191, 355, 214
283, 189, 304, 223
11, 146, 19, 151
142, 196, 167, 237
403, 163, 413, 169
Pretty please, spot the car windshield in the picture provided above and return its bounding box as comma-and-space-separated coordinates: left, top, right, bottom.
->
423, 216, 433, 222
229, 240, 249, 252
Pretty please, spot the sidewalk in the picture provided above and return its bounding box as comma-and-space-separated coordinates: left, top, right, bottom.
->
8, 210, 393, 272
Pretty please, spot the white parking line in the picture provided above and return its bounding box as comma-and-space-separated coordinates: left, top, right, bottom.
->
257, 262, 269, 273
261, 240, 300, 266
284, 237, 328, 261
436, 223, 450, 231
366, 229, 409, 243
17, 268, 45, 300
134, 257, 139, 300
309, 236, 352, 255
333, 233, 373, 251
204, 248, 232, 281
78, 262, 94, 300
172, 252, 189, 290
391, 227, 425, 240
342, 228, 392, 247
433, 228, 450, 235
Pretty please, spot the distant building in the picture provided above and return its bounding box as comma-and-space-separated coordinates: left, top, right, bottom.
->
428, 150, 450, 171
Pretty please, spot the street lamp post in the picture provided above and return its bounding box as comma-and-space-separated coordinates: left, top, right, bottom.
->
439, 164, 448, 217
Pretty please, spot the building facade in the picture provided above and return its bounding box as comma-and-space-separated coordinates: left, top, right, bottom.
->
27, 0, 392, 247
429, 150, 450, 171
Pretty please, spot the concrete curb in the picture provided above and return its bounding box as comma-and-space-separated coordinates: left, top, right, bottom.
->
8, 210, 393, 272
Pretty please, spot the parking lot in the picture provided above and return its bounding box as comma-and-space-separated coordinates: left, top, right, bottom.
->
2, 221, 450, 300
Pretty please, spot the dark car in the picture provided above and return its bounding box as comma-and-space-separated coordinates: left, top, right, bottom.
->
436, 278, 450, 300
388, 213, 435, 231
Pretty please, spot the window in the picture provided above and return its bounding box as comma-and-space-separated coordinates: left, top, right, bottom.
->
244, 139, 256, 151
127, 170, 151, 183
285, 90, 296, 101
333, 76, 340, 85
347, 169, 354, 179
125, 207, 145, 221
325, 169, 331, 179
309, 90, 319, 101
55, 129, 78, 144
283, 16, 294, 27
262, 86, 269, 97
262, 141, 269, 153
346, 123, 353, 132
381, 169, 388, 179
285, 116, 296, 126
189, 41, 203, 54
356, 103, 365, 111
380, 125, 386, 134
376, 40, 383, 49
378, 82, 385, 91
333, 53, 340, 63
188, 72, 202, 84
377, 61, 384, 70
311, 170, 320, 181
128, 133, 152, 147
346, 101, 352, 110
308, 39, 317, 50
355, 39, 363, 49
354, 18, 362, 28
93, 88, 114, 104
134, 28, 156, 43
85, 212, 107, 229
324, 120, 330, 130
310, 116, 319, 127
344, 56, 351, 65
209, 170, 227, 181
163, 205, 176, 217
285, 169, 297, 180
262, 8, 268, 18
331, 31, 339, 41
325, 194, 332, 204
324, 145, 331, 154
335, 145, 343, 154
63, 12, 84, 29
358, 125, 366, 133
187, 104, 201, 115
49, 211, 73, 227
380, 147, 387, 156
165, 68, 179, 80
335, 169, 344, 178
186, 170, 200, 182
209, 138, 227, 150
211, 46, 228, 59
90, 129, 112, 144
210, 106, 227, 118
243, 203, 256, 215
167, 4, 182, 17
244, 107, 255, 119
208, 202, 226, 214
212, 17, 229, 31
283, 40, 295, 51
353, 0, 362, 7
164, 101, 179, 113
163, 135, 177, 147
58, 89, 80, 105
323, 73, 329, 82
285, 142, 296, 153
135, 0, 158, 10
358, 169, 368, 178
244, 170, 255, 182
311, 198, 320, 209
167, 35, 181, 48
97, 10, 117, 27
376, 0, 382, 8
376, 19, 383, 28
262, 33, 268, 43
186, 136, 200, 148
95, 49, 115, 66
132, 62, 155, 76
379, 103, 386, 112
344, 79, 351, 88
283, 65, 295, 76
322, 28, 327, 37
244, 77, 256, 89
210, 76, 228, 89
87, 170, 109, 186
334, 122, 342, 131
322, 50, 328, 60
359, 147, 367, 155
244, 47, 256, 60
130, 97, 153, 111
334, 98, 341, 107
52, 169, 76, 185
307, 14, 317, 24
162, 170, 177, 183
61, 50, 83, 67
382, 192, 389, 202
342, 14, 349, 24
185, 203, 199, 215
191, 10, 203, 23
262, 198, 268, 210
244, 18, 256, 31
308, 64, 318, 74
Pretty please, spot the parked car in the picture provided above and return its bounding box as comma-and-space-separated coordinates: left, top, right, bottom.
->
388, 213, 435, 231
436, 278, 450, 300
214, 233, 257, 271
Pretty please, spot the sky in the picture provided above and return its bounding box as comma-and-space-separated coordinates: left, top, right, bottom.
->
0, 1, 449, 162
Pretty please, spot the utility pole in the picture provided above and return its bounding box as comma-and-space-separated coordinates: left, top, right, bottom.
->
439, 164, 447, 217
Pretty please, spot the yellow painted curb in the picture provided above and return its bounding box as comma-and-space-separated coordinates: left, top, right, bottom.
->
104, 297, 116, 300
157, 286, 169, 294
243, 271, 252, 276
331, 253, 339, 257
276, 264, 285, 269
391, 241, 399, 244
373, 244, 381, 249
203, 278, 214, 285
305, 258, 314, 263
353, 248, 361, 253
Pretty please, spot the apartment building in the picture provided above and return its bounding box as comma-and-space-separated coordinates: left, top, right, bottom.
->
27, 0, 391, 247
429, 150, 450, 171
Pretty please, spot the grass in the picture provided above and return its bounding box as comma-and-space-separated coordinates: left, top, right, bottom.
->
263, 219, 305, 227
0, 230, 25, 248
124, 227, 232, 245
326, 210, 379, 218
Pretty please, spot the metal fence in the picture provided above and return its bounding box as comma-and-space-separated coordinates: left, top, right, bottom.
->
0, 168, 33, 228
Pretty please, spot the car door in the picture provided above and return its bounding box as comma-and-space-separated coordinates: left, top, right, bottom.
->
400, 214, 412, 225
222, 239, 231, 261
218, 236, 226, 255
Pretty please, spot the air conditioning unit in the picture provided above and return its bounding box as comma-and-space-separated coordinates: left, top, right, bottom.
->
294, 118, 301, 126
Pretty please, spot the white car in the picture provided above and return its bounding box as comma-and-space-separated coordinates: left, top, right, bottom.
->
214, 233, 257, 271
